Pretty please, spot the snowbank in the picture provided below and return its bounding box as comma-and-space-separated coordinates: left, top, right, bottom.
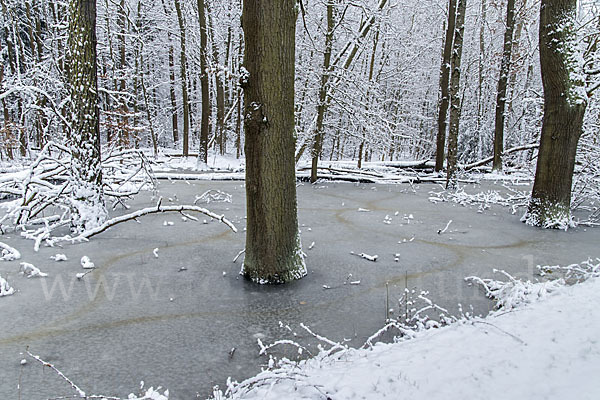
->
212, 268, 600, 399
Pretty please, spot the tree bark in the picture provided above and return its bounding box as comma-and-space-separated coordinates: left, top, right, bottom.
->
235, 29, 243, 159
476, 0, 486, 160
118, 0, 129, 147
197, 0, 211, 163
492, 0, 516, 172
310, 1, 335, 183
241, 0, 306, 284
435, 0, 457, 172
174, 0, 190, 156
524, 0, 586, 228
160, 0, 179, 145
206, 1, 225, 156
67, 0, 107, 232
445, 0, 467, 188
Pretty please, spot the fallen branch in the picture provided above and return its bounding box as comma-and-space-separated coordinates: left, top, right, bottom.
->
463, 143, 539, 171
53, 199, 237, 244
297, 166, 385, 178
0, 273, 15, 297
25, 348, 169, 399
437, 219, 453, 234
351, 251, 378, 261
26, 348, 88, 398
0, 241, 21, 261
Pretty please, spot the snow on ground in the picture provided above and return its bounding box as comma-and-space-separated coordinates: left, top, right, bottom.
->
212, 265, 600, 400
155, 150, 244, 172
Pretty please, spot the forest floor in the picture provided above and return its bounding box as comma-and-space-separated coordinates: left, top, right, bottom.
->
1, 166, 599, 399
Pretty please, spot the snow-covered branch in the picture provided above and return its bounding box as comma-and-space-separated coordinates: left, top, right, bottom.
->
54, 199, 237, 244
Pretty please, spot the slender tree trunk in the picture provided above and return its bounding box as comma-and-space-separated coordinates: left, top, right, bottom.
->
197, 0, 211, 163
241, 0, 306, 284
435, 0, 457, 172
0, 0, 16, 75
445, 0, 467, 188
174, 0, 190, 156
118, 0, 130, 147
492, 0, 516, 172
161, 0, 179, 145
235, 30, 243, 159
138, 36, 158, 156
0, 60, 13, 160
25, 1, 45, 148
206, 2, 225, 156
310, 1, 335, 183
168, 42, 179, 144
523, 0, 586, 228
357, 137, 365, 168
224, 24, 232, 107
235, 86, 242, 159
67, 0, 107, 232
305, 0, 388, 172
476, 0, 486, 159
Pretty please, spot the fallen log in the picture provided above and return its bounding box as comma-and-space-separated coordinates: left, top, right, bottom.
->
463, 143, 538, 171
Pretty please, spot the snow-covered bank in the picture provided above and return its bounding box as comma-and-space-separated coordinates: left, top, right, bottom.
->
212, 265, 600, 400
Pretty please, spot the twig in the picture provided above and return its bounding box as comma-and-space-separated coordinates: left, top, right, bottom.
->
232, 249, 245, 263
26, 347, 88, 398
437, 219, 452, 234
472, 321, 527, 345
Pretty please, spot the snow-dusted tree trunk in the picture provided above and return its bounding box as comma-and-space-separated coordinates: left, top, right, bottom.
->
492, 0, 516, 172
67, 0, 108, 232
241, 0, 306, 284
174, 0, 190, 156
445, 0, 467, 188
117, 0, 130, 148
160, 0, 179, 145
310, 0, 335, 183
523, 0, 586, 229
197, 0, 210, 164
206, 1, 225, 156
435, 0, 457, 172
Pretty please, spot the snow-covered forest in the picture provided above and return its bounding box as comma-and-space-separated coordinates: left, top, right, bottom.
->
0, 0, 596, 164
1, 0, 600, 398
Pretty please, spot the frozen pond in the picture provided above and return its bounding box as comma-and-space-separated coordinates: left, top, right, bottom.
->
1, 180, 598, 399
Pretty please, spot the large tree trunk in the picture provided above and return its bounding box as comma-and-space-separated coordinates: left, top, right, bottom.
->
435, 0, 457, 172
445, 0, 467, 188
523, 0, 586, 229
492, 0, 516, 172
241, 0, 306, 284
197, 0, 210, 164
67, 0, 107, 232
174, 0, 190, 156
